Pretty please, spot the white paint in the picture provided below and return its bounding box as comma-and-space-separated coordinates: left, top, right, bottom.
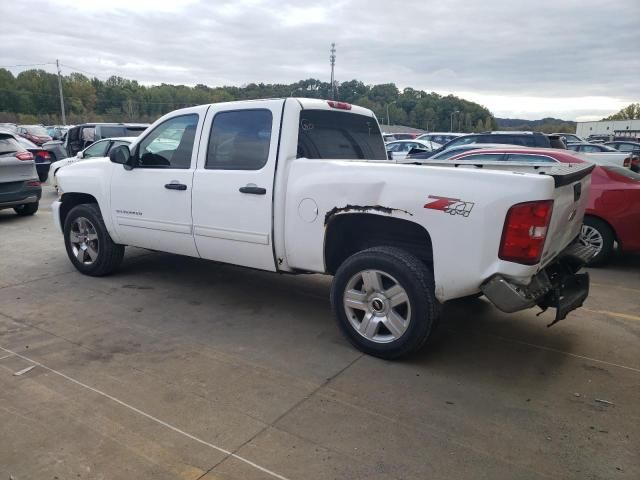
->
0, 345, 291, 480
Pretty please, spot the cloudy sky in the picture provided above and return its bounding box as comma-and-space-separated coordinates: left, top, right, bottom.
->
2, 0, 639, 120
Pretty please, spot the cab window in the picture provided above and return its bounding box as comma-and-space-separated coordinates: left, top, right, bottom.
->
137, 114, 198, 169
206, 109, 272, 170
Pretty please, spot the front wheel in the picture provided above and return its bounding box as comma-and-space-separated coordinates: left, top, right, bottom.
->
63, 203, 124, 276
330, 246, 440, 359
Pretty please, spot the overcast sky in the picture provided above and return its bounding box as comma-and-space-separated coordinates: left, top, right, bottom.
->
2, 0, 639, 120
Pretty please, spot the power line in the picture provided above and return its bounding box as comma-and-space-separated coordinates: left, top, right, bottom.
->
60, 63, 100, 77
0, 63, 55, 69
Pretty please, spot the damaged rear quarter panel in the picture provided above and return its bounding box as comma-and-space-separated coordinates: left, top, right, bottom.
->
282, 159, 554, 301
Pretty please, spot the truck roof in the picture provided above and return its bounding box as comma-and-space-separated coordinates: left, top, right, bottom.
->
163, 98, 377, 120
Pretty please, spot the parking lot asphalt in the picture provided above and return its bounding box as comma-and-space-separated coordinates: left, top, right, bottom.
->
0, 186, 638, 480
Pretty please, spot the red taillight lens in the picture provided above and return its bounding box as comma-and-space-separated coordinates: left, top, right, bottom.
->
499, 200, 554, 265
26, 180, 41, 187
36, 150, 51, 160
623, 157, 631, 167
16, 151, 34, 161
327, 100, 352, 110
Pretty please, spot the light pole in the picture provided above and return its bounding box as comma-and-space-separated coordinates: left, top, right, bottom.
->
386, 101, 396, 127
450, 110, 459, 132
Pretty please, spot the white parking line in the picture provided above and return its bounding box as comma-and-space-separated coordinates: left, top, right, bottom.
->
0, 345, 291, 480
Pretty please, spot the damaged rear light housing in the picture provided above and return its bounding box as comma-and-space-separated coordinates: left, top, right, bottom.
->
499, 200, 554, 265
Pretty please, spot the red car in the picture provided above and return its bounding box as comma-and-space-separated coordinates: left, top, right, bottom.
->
447, 147, 640, 265
16, 125, 52, 146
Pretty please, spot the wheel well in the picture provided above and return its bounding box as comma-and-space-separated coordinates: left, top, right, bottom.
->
324, 214, 433, 275
59, 193, 98, 226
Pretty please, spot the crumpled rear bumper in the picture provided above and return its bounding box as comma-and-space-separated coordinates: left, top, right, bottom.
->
481, 243, 594, 324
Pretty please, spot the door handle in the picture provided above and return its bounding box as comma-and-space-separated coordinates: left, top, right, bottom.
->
239, 186, 266, 195
164, 182, 187, 191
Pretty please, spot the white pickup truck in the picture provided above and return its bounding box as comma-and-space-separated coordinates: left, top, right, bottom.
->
53, 98, 594, 358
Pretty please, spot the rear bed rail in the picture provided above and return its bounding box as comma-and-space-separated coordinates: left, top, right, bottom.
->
414, 160, 595, 187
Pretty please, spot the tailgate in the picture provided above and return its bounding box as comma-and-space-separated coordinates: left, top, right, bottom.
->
539, 163, 594, 267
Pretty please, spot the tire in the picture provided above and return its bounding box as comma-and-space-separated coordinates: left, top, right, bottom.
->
330, 246, 440, 359
63, 203, 124, 276
14, 202, 39, 216
580, 216, 615, 267
37, 171, 48, 182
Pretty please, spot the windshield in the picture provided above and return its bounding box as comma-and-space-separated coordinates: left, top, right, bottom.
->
297, 110, 386, 160
26, 126, 49, 136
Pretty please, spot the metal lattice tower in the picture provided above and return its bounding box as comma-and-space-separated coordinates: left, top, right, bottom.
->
330, 43, 336, 100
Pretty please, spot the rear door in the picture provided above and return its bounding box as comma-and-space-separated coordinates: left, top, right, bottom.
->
191, 100, 284, 271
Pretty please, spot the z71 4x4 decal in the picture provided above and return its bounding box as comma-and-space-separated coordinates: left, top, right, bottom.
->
424, 195, 474, 217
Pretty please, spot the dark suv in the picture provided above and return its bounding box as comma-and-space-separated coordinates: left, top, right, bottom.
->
408, 131, 564, 159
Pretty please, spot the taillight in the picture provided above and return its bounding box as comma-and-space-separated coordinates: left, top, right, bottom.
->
623, 157, 631, 168
16, 151, 34, 161
327, 100, 352, 110
36, 150, 51, 160
499, 200, 554, 265
26, 180, 41, 187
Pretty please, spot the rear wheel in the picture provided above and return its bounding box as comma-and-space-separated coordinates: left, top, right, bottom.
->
580, 216, 615, 266
330, 246, 439, 359
14, 202, 38, 216
63, 203, 124, 276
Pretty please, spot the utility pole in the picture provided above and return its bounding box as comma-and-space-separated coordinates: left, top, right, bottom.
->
450, 110, 459, 132
329, 43, 336, 100
56, 59, 66, 125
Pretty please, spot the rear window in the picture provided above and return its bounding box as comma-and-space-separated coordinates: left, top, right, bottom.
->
99, 126, 126, 138
0, 136, 24, 156
297, 110, 386, 160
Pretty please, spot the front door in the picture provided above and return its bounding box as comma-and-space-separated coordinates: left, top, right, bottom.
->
110, 108, 206, 257
191, 100, 283, 271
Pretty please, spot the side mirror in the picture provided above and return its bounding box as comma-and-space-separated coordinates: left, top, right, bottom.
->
109, 145, 134, 169
76, 151, 84, 159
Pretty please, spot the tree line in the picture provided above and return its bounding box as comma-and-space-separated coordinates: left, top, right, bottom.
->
602, 103, 640, 121
0, 68, 496, 132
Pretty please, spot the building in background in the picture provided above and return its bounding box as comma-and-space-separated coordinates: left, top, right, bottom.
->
576, 119, 640, 139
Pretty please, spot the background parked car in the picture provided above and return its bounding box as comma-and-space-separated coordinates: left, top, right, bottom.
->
416, 132, 464, 144
0, 131, 41, 216
567, 142, 638, 170
45, 125, 69, 140
605, 140, 640, 156
386, 139, 441, 160
16, 125, 52, 145
0, 129, 53, 182
50, 137, 132, 189
445, 147, 640, 265
554, 133, 584, 144
406, 143, 526, 161
45, 122, 149, 159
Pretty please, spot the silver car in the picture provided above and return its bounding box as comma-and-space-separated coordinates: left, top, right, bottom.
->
0, 132, 42, 216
